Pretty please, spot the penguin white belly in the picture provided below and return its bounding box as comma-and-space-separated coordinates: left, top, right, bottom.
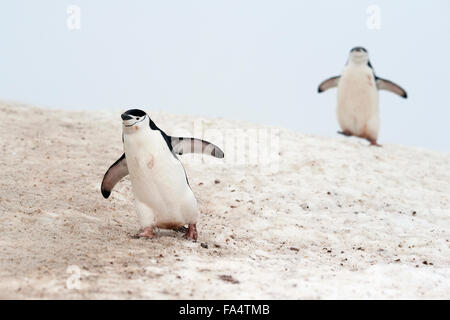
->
337, 65, 380, 140
123, 129, 198, 229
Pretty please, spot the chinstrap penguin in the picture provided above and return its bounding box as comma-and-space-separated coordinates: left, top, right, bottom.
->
318, 47, 407, 146
101, 109, 224, 241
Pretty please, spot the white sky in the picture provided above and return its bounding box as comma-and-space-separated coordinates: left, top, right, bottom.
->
1, 1, 449, 151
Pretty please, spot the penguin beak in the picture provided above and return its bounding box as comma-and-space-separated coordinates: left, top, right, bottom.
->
121, 114, 132, 121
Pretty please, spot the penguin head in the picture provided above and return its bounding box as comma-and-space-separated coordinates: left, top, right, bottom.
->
121, 109, 149, 130
349, 46, 369, 65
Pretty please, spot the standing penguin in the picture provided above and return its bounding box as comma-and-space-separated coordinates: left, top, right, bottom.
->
318, 47, 407, 146
101, 109, 224, 241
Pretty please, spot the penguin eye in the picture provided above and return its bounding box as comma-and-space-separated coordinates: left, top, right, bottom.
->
136, 117, 140, 120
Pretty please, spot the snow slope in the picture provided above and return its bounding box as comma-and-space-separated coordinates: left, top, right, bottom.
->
0, 100, 449, 299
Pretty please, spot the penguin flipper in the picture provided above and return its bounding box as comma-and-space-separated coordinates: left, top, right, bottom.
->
318, 76, 340, 93
101, 153, 129, 199
376, 77, 408, 98
170, 137, 225, 158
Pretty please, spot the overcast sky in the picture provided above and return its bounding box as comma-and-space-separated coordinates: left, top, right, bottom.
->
1, 1, 449, 151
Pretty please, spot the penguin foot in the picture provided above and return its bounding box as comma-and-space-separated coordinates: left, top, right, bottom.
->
184, 224, 198, 241
134, 227, 156, 239
338, 130, 352, 137
368, 139, 382, 147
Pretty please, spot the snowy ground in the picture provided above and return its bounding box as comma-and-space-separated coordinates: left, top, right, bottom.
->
0, 100, 449, 299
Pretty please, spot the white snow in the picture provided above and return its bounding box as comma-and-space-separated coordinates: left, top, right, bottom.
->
0, 100, 449, 299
